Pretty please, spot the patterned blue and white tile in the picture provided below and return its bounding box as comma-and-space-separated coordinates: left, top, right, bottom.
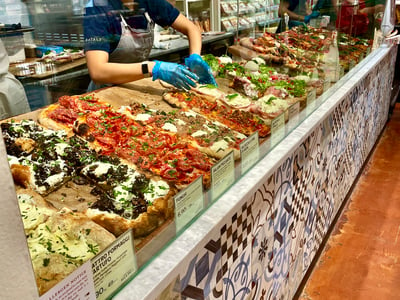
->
249, 176, 275, 299
271, 156, 294, 300
180, 229, 223, 300
221, 242, 252, 300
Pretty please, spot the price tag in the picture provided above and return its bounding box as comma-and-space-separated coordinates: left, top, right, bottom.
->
270, 112, 285, 146
174, 176, 204, 232
288, 101, 300, 127
307, 89, 316, 107
349, 60, 356, 70
323, 79, 330, 92
92, 230, 137, 300
40, 261, 96, 300
311, 68, 319, 79
240, 131, 259, 175
211, 151, 235, 201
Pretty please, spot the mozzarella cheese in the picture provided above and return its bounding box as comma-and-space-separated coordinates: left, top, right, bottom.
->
210, 140, 229, 153
192, 130, 208, 137
18, 194, 53, 232
54, 142, 70, 156
218, 56, 232, 64
162, 122, 178, 132
184, 110, 197, 118
135, 113, 152, 122
225, 94, 252, 107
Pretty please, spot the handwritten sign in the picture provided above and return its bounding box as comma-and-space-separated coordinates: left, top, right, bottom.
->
240, 132, 259, 174
174, 176, 204, 232
288, 101, 300, 127
211, 151, 235, 201
40, 261, 95, 300
270, 112, 285, 146
92, 230, 137, 300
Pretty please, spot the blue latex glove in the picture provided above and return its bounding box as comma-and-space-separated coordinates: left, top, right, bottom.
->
304, 11, 320, 23
152, 61, 199, 90
185, 54, 217, 86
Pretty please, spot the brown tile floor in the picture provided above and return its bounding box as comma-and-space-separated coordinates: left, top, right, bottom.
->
298, 103, 400, 300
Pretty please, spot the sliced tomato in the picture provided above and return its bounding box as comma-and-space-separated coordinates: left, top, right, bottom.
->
160, 166, 182, 181
95, 135, 117, 154
176, 159, 194, 173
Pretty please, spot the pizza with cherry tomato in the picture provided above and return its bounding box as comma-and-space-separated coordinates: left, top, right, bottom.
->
39, 94, 216, 189
122, 102, 246, 160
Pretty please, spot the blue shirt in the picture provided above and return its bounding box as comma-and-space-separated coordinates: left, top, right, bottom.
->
84, 0, 180, 53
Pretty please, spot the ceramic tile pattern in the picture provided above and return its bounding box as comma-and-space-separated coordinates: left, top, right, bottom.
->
299, 102, 400, 299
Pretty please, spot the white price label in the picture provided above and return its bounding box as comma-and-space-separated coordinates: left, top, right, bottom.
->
270, 113, 285, 146
92, 230, 137, 300
211, 151, 235, 201
174, 176, 204, 232
240, 131, 259, 174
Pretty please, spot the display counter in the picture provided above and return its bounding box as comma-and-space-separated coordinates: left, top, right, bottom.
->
1, 0, 399, 297
1, 41, 397, 298
113, 43, 397, 300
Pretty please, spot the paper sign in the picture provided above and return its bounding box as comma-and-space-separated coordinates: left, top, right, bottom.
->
211, 151, 235, 201
40, 261, 95, 300
240, 132, 259, 174
323, 79, 330, 92
307, 89, 316, 106
92, 230, 137, 300
174, 176, 204, 232
288, 101, 300, 127
270, 113, 285, 146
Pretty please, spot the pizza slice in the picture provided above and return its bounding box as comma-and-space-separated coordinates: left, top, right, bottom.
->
163, 91, 271, 137
67, 104, 215, 189
115, 130, 215, 189
2, 120, 79, 195
16, 188, 116, 296
72, 108, 146, 155
38, 94, 113, 133
122, 103, 246, 160
80, 160, 176, 237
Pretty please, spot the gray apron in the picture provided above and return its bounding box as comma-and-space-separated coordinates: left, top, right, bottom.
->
0, 39, 30, 119
88, 12, 154, 92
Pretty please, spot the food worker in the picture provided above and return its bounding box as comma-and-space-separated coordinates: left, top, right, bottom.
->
83, 0, 216, 92
276, 0, 321, 32
0, 38, 31, 120
359, 0, 386, 38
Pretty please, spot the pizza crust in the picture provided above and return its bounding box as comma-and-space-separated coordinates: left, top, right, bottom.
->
163, 92, 185, 109
38, 104, 74, 133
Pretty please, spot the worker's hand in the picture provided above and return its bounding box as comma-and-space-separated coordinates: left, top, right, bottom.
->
185, 54, 217, 86
304, 11, 320, 23
152, 61, 198, 90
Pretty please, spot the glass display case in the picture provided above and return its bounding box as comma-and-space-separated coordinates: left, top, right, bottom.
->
0, 0, 398, 298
